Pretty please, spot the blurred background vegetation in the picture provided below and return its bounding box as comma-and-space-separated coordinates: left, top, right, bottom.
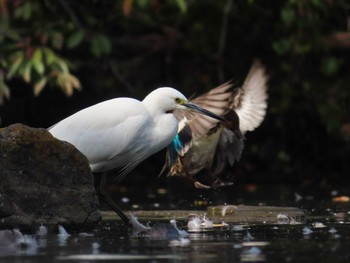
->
0, 0, 349, 189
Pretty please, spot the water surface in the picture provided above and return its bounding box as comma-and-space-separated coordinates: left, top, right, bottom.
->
1, 184, 350, 262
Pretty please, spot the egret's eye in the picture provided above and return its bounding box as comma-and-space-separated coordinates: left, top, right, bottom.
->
174, 97, 182, 104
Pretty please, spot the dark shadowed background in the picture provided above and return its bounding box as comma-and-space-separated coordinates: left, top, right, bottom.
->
0, 0, 349, 194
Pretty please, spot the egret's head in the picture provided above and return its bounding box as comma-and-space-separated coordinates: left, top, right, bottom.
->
143, 87, 224, 121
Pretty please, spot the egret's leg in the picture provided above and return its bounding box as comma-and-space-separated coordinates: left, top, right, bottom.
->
99, 173, 130, 225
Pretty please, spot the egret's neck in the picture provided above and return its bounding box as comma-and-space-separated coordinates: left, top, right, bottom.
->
142, 97, 178, 151
150, 114, 178, 154
142, 100, 161, 118
142, 95, 171, 119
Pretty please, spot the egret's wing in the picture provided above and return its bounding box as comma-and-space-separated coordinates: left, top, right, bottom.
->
174, 81, 234, 140
232, 60, 268, 134
49, 98, 150, 165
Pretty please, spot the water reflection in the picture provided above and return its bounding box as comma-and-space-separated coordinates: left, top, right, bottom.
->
1, 218, 350, 262
2, 184, 350, 262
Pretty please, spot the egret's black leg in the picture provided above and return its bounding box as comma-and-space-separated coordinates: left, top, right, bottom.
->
99, 173, 130, 225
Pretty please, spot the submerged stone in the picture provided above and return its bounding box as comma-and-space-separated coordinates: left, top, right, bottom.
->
123, 205, 306, 225
0, 123, 101, 227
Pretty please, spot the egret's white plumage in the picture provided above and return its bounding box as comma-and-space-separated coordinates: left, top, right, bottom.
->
49, 87, 223, 182
49, 87, 224, 224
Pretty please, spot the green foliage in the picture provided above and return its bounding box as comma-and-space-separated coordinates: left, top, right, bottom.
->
0, 0, 84, 101
0, 70, 10, 104
320, 56, 342, 76
90, 33, 112, 57
175, 0, 187, 13
0, 0, 348, 182
0, 0, 191, 102
0, 0, 349, 139
66, 30, 85, 49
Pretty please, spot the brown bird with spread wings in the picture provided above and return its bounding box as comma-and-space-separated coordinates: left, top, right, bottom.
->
160, 61, 268, 188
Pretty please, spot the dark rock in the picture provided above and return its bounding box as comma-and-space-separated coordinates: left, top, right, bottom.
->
0, 124, 101, 228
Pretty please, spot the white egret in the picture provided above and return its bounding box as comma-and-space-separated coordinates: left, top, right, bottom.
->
48, 87, 224, 224
160, 61, 268, 188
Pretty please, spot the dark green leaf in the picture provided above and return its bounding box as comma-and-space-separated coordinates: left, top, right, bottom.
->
66, 30, 85, 49
281, 7, 295, 26
90, 34, 112, 57
320, 57, 341, 76
176, 0, 187, 13
6, 52, 24, 79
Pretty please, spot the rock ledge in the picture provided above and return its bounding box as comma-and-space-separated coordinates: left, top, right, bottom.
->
0, 124, 101, 228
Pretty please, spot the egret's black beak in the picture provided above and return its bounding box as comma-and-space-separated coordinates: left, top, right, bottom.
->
183, 103, 225, 121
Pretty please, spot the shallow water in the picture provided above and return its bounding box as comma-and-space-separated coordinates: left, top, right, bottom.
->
2, 184, 350, 262
2, 218, 350, 262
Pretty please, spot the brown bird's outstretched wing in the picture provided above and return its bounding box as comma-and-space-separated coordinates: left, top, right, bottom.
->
232, 60, 269, 133
173, 81, 234, 139
212, 61, 268, 175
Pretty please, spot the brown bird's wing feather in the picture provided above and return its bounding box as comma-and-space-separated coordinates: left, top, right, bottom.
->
162, 60, 268, 181
173, 81, 234, 140
211, 60, 268, 176
232, 60, 269, 134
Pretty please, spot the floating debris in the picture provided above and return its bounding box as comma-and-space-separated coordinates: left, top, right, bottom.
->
277, 213, 290, 224
207, 205, 305, 224
329, 228, 338, 234
187, 216, 202, 231
0, 229, 24, 247
0, 229, 38, 256
233, 243, 243, 249
276, 213, 303, 225
289, 218, 302, 225
334, 212, 346, 222
58, 225, 70, 238
36, 225, 48, 237
302, 227, 313, 235
232, 225, 245, 231
277, 213, 288, 219
92, 242, 100, 254
169, 237, 190, 247
58, 225, 70, 246
244, 231, 255, 241
201, 216, 214, 228
129, 214, 151, 236
313, 222, 326, 228
221, 205, 237, 216
244, 246, 262, 254
187, 214, 228, 232
130, 214, 188, 239
170, 219, 188, 237
294, 192, 303, 202
121, 197, 130, 203
241, 246, 265, 262
331, 190, 339, 196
